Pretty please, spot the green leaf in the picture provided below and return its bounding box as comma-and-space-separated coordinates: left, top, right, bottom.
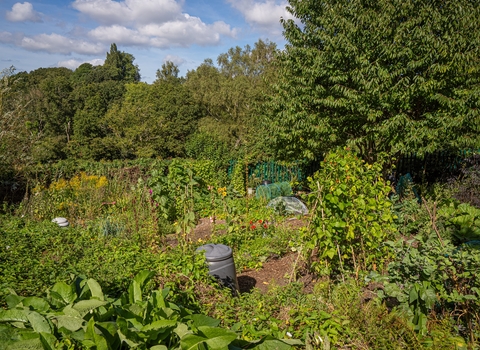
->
54, 315, 85, 332
39, 332, 58, 350
2, 337, 44, 349
180, 326, 237, 350
235, 336, 301, 349
86, 278, 104, 301
174, 322, 190, 339
129, 270, 155, 304
95, 322, 121, 349
187, 314, 221, 328
325, 248, 336, 260
409, 287, 418, 304
27, 312, 52, 334
151, 290, 167, 309
84, 318, 109, 350
22, 297, 50, 313
5, 294, 24, 309
72, 299, 108, 315
50, 281, 76, 305
61, 304, 82, 317
141, 319, 177, 332
0, 309, 29, 323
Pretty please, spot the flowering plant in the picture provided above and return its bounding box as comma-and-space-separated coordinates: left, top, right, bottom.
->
246, 219, 271, 237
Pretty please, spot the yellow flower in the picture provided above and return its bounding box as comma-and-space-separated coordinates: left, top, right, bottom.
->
49, 178, 68, 191
217, 187, 227, 197
95, 176, 108, 188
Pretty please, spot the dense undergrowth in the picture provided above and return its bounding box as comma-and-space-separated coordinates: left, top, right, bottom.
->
1, 149, 480, 349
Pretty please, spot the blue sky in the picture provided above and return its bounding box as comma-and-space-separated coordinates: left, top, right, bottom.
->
0, 0, 293, 83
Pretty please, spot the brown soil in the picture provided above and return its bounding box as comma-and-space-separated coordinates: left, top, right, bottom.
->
190, 217, 316, 294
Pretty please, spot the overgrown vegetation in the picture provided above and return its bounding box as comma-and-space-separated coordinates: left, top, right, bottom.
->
2, 0, 480, 348
1, 155, 479, 348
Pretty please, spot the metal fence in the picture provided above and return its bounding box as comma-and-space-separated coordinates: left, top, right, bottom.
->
395, 149, 480, 183
227, 160, 314, 184
229, 149, 479, 186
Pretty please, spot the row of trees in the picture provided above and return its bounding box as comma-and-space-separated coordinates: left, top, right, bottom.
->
2, 0, 479, 180
0, 41, 278, 179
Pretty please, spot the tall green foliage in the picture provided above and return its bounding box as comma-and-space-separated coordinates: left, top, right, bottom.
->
1, 67, 75, 165
104, 43, 141, 83
71, 80, 125, 159
0, 271, 300, 349
104, 77, 200, 159
304, 148, 396, 275
185, 40, 279, 161
270, 0, 480, 162
0, 67, 33, 178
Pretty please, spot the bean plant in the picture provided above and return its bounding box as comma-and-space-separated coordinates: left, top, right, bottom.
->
303, 148, 396, 276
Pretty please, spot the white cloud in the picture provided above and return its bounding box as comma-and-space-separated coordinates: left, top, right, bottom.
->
163, 54, 185, 66
139, 15, 237, 47
0, 31, 16, 44
6, 2, 42, 23
57, 58, 104, 70
88, 25, 150, 46
227, 0, 293, 32
72, 0, 182, 26
88, 14, 237, 48
20, 33, 105, 55
1, 0, 241, 59
70, 0, 239, 50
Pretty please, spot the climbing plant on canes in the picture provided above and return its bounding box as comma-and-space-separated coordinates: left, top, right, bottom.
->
303, 148, 396, 277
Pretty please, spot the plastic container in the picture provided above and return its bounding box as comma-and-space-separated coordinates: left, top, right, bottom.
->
196, 244, 239, 295
52, 217, 69, 228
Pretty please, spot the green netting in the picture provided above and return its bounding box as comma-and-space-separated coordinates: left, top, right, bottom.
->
255, 182, 293, 201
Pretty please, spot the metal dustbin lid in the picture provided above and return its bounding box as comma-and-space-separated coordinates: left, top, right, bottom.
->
196, 244, 232, 262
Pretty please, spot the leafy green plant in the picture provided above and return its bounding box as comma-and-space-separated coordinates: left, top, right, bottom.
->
148, 160, 199, 248
0, 217, 160, 301
436, 201, 480, 244
406, 281, 437, 334
26, 172, 109, 222
373, 233, 480, 346
230, 160, 246, 197
0, 271, 301, 349
304, 148, 396, 276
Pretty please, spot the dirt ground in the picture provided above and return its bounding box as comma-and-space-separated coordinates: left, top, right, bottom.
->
191, 217, 316, 294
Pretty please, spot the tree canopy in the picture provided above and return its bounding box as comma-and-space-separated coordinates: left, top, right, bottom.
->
269, 0, 480, 162
185, 39, 279, 161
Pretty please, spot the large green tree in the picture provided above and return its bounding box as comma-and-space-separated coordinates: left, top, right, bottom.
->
71, 80, 125, 160
103, 67, 201, 159
104, 43, 141, 83
0, 67, 74, 164
0, 67, 34, 178
25, 68, 74, 162
69, 44, 140, 159
185, 39, 278, 161
269, 0, 480, 162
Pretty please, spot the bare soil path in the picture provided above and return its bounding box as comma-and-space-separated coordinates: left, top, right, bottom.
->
191, 217, 316, 294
